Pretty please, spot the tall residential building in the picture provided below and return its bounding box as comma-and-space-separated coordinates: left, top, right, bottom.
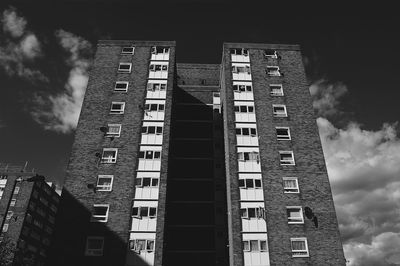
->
50, 41, 345, 266
0, 163, 60, 265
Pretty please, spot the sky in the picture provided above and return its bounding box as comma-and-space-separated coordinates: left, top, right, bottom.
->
0, 1, 400, 265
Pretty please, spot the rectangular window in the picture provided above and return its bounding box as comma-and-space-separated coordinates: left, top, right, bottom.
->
237, 152, 259, 162
266, 66, 282, 76
232, 65, 251, 74
142, 126, 163, 135
270, 84, 283, 96
233, 84, 252, 93
101, 148, 118, 163
135, 177, 159, 187
149, 64, 168, 72
276, 127, 291, 140
241, 207, 265, 219
2, 223, 9, 232
85, 237, 104, 256
91, 204, 109, 223
14, 186, 20, 194
129, 239, 155, 252
243, 240, 268, 252
114, 81, 129, 92
273, 104, 287, 117
291, 238, 309, 257
121, 47, 134, 54
234, 105, 254, 113
283, 177, 299, 193
96, 175, 113, 191
230, 48, 249, 56
236, 127, 257, 136
110, 102, 125, 114
10, 199, 16, 206
106, 124, 121, 138
287, 207, 304, 224
118, 63, 132, 73
147, 83, 167, 91
6, 211, 13, 220
264, 49, 278, 58
132, 206, 157, 218
138, 150, 161, 160
279, 151, 295, 165
238, 178, 262, 189
144, 103, 165, 112
152, 46, 169, 54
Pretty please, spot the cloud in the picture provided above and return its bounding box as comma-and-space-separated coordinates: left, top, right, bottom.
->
310, 79, 348, 118
31, 30, 92, 133
2, 7, 26, 38
0, 7, 46, 82
312, 80, 400, 265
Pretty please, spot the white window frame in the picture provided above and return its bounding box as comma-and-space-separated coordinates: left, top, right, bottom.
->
243, 240, 268, 252
110, 102, 125, 114
232, 65, 251, 74
270, 84, 284, 96
151, 46, 169, 54
149, 63, 168, 72
101, 148, 118, 164
287, 206, 304, 224
291, 237, 309, 257
234, 104, 255, 113
276, 127, 291, 140
238, 178, 262, 189
273, 104, 287, 117
121, 47, 135, 55
142, 125, 163, 135
233, 84, 252, 93
283, 177, 299, 193
96, 175, 113, 192
240, 207, 265, 219
105, 124, 121, 138
114, 81, 129, 92
91, 204, 109, 223
132, 206, 157, 219
264, 49, 278, 58
230, 48, 249, 56
144, 103, 165, 112
236, 127, 257, 137
135, 177, 159, 187
14, 186, 20, 194
85, 237, 104, 256
138, 150, 162, 160
130, 239, 155, 253
118, 63, 132, 73
10, 199, 16, 206
266, 66, 282, 76
237, 151, 259, 162
147, 82, 167, 92
279, 151, 295, 165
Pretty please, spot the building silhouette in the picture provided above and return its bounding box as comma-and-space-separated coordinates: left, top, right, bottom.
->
50, 41, 345, 266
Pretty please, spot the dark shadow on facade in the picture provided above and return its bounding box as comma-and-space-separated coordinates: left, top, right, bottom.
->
46, 189, 150, 266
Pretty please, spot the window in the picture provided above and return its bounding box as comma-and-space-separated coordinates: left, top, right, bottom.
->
132, 206, 157, 218
270, 84, 284, 96
234, 105, 254, 113
106, 124, 121, 138
110, 102, 125, 114
238, 178, 262, 189
85, 237, 104, 256
91, 204, 109, 223
230, 48, 249, 56
96, 175, 113, 191
121, 47, 134, 54
287, 207, 304, 224
236, 127, 257, 137
266, 66, 282, 76
264, 49, 278, 58
233, 84, 252, 93
283, 177, 299, 193
6, 211, 13, 220
129, 239, 155, 252
2, 224, 8, 232
10, 199, 16, 206
144, 103, 165, 112
232, 65, 251, 74
276, 127, 291, 140
114, 81, 129, 92
272, 104, 287, 117
135, 177, 159, 187
118, 63, 132, 73
139, 150, 161, 160
14, 186, 20, 194
101, 148, 118, 163
240, 207, 265, 219
149, 64, 168, 72
279, 151, 295, 165
243, 240, 268, 252
237, 151, 259, 162
142, 126, 163, 135
152, 46, 169, 54
147, 83, 167, 91
291, 238, 309, 257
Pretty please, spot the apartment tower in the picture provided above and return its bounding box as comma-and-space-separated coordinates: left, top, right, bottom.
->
49, 41, 345, 266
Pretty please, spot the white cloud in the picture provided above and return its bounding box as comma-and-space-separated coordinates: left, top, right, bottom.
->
32, 30, 92, 133
2, 7, 26, 38
0, 7, 45, 82
312, 80, 400, 265
310, 79, 348, 118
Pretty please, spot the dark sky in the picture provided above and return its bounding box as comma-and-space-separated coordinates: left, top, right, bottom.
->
1, 0, 399, 183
